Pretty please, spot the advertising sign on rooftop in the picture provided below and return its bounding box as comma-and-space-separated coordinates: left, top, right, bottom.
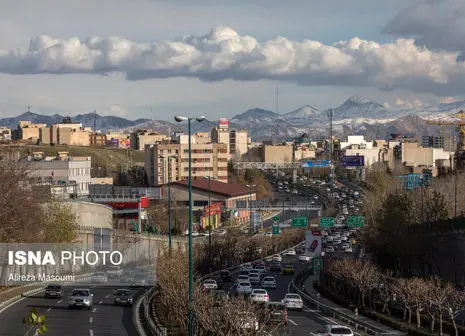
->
218, 118, 229, 129
341, 155, 364, 167
301, 160, 331, 168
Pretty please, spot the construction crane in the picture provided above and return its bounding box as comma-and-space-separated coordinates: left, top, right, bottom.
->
426, 110, 465, 167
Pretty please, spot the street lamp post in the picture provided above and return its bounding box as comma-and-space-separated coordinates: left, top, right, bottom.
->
175, 115, 205, 336
160, 154, 178, 254
246, 184, 256, 234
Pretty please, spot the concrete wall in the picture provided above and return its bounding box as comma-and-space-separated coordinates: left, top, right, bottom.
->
68, 201, 113, 229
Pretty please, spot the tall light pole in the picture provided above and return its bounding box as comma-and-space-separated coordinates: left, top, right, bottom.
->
160, 154, 178, 254
203, 176, 215, 250
246, 184, 256, 234
174, 114, 205, 336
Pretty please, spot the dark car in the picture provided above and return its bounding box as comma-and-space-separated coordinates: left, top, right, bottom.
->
113, 289, 133, 306
219, 270, 231, 282
267, 302, 288, 325
269, 262, 282, 272
45, 284, 63, 299
282, 264, 295, 275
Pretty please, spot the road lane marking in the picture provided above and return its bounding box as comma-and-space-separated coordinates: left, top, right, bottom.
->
98, 300, 103, 304
309, 333, 318, 336
288, 319, 298, 326
92, 308, 96, 313
304, 305, 362, 335
89, 317, 93, 323
46, 307, 52, 312
57, 300, 62, 304
105, 295, 111, 298
89, 329, 94, 336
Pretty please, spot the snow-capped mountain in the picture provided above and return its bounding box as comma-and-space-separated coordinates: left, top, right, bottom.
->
285, 105, 320, 119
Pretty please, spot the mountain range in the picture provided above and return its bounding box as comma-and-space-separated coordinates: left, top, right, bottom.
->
1, 95, 464, 140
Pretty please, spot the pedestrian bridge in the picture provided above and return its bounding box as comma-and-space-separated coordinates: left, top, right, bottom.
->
235, 200, 323, 212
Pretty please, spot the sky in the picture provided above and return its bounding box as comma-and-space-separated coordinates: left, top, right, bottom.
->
0, 0, 464, 120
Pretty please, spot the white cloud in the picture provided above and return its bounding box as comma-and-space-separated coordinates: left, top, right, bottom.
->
383, 0, 465, 60
395, 97, 425, 108
440, 96, 458, 104
1, 26, 465, 97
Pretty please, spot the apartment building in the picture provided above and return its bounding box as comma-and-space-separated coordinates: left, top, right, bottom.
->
230, 129, 248, 158
90, 133, 107, 146
29, 152, 92, 196
0, 127, 11, 141
130, 130, 169, 151
211, 118, 230, 153
16, 121, 47, 141
145, 143, 228, 186
39, 118, 90, 146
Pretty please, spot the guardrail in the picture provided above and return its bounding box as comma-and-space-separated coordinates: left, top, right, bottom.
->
290, 268, 406, 336
136, 240, 306, 335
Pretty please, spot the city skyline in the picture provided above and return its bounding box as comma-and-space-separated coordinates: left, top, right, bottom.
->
0, 0, 464, 119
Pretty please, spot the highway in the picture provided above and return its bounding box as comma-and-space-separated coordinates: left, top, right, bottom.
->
0, 285, 142, 336
224, 254, 368, 336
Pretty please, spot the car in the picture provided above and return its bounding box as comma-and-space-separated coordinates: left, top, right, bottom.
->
317, 324, 354, 336
298, 254, 311, 262
261, 276, 277, 289
220, 270, 232, 282
271, 254, 282, 262
203, 279, 218, 290
236, 274, 250, 284
282, 293, 303, 311
236, 281, 253, 295
252, 260, 265, 267
345, 247, 353, 253
284, 249, 296, 256
106, 266, 123, 279
267, 302, 288, 325
68, 288, 93, 310
248, 272, 261, 285
282, 264, 295, 275
241, 263, 253, 272
250, 289, 269, 304
341, 243, 350, 249
91, 272, 108, 284
215, 229, 227, 236
45, 284, 63, 299
113, 289, 133, 306
326, 246, 335, 253
269, 262, 282, 272
210, 275, 224, 289
253, 265, 266, 274
265, 232, 273, 237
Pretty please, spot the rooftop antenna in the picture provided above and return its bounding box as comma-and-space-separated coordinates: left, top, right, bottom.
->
168, 127, 171, 144
273, 83, 280, 144
27, 105, 31, 113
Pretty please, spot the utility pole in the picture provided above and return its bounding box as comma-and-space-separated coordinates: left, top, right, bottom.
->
328, 109, 335, 185
93, 110, 97, 133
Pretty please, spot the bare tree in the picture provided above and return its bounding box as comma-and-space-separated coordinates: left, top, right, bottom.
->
444, 287, 465, 336
391, 278, 415, 324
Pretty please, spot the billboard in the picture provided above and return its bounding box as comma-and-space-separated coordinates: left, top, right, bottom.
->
341, 155, 364, 167
108, 138, 119, 147
218, 118, 229, 129
301, 160, 331, 168
204, 203, 222, 216
119, 138, 130, 149
305, 230, 322, 258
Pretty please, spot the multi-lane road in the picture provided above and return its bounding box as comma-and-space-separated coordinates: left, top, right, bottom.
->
0, 285, 141, 336
224, 254, 367, 336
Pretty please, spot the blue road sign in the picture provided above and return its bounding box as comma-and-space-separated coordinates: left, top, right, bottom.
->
301, 160, 331, 168
341, 155, 364, 167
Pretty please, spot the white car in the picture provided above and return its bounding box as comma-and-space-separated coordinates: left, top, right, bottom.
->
345, 247, 353, 253
248, 272, 261, 285
261, 276, 277, 289
91, 272, 108, 284
250, 289, 269, 303
284, 249, 296, 256
340, 236, 348, 241
326, 246, 335, 253
283, 293, 304, 311
298, 254, 311, 262
265, 232, 273, 237
215, 229, 227, 236
272, 254, 282, 262
253, 265, 266, 274
241, 263, 253, 272
341, 243, 350, 250
236, 281, 253, 295
317, 324, 354, 336
235, 275, 250, 284
203, 279, 218, 290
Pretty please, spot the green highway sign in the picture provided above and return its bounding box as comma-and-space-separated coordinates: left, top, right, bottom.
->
272, 216, 280, 225
292, 217, 308, 228
319, 217, 335, 228
347, 216, 365, 227
313, 258, 323, 272
272, 226, 280, 235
